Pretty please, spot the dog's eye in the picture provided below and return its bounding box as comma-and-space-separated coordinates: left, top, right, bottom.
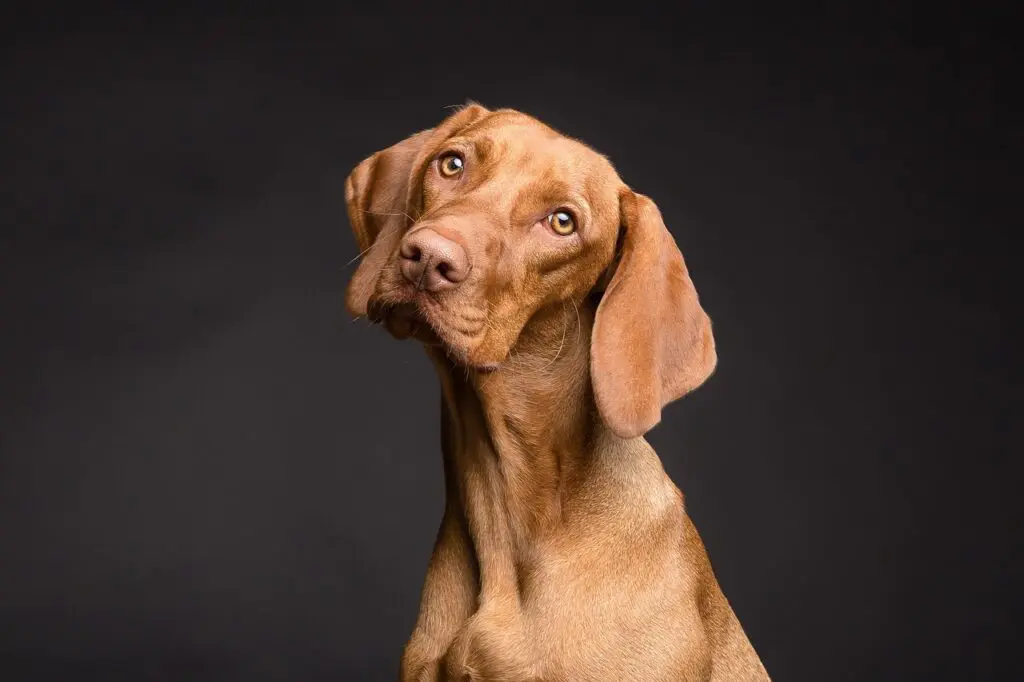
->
438, 153, 464, 177
547, 210, 576, 235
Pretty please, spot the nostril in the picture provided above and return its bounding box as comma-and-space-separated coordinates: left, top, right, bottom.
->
401, 243, 422, 262
436, 261, 451, 279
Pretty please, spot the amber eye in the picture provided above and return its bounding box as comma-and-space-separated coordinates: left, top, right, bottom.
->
547, 210, 576, 235
438, 153, 464, 177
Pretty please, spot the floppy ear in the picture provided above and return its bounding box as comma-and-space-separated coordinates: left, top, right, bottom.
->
591, 190, 717, 439
344, 104, 489, 316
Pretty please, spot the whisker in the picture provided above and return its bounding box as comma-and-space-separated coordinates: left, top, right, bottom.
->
359, 208, 417, 224
570, 297, 582, 346
341, 241, 377, 271
541, 302, 569, 371
343, 206, 421, 273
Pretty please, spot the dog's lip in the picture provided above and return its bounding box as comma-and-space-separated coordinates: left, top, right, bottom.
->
366, 295, 501, 372
370, 301, 439, 341
369, 296, 453, 345
474, 362, 500, 374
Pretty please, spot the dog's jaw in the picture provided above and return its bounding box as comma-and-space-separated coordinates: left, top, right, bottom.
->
366, 292, 504, 373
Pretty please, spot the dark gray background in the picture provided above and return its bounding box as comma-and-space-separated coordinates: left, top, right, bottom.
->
0, 5, 1013, 681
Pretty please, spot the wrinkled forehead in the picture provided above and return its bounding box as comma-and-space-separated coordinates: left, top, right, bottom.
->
446, 110, 622, 218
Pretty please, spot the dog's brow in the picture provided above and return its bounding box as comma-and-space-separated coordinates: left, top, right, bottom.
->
444, 136, 496, 163
528, 180, 589, 216
509, 186, 592, 232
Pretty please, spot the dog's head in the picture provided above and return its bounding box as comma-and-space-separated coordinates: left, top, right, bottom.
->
345, 104, 716, 437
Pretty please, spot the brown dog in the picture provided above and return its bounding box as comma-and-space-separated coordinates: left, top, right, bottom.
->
345, 104, 770, 681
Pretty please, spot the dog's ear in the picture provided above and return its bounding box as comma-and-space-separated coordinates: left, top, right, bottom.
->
344, 104, 489, 316
591, 190, 717, 439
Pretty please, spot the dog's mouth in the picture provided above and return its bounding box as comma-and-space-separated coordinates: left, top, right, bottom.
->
366, 296, 498, 373
368, 300, 441, 344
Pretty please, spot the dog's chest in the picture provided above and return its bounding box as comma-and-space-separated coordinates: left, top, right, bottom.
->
437, 581, 700, 681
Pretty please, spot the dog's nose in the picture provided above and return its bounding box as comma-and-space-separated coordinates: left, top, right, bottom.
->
399, 229, 470, 292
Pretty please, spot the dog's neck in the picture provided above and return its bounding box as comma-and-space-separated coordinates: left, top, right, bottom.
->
428, 301, 603, 600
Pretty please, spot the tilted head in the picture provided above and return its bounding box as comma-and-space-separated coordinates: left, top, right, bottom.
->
345, 104, 717, 438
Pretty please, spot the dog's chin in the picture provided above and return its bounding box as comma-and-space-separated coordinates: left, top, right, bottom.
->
375, 302, 437, 343
367, 299, 499, 373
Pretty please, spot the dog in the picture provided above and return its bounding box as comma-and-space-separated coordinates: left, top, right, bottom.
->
344, 104, 770, 681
